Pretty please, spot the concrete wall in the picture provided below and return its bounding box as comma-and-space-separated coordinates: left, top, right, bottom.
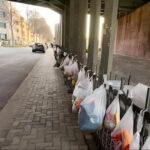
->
116, 2, 150, 59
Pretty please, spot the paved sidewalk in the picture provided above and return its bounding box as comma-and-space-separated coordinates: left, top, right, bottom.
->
0, 50, 88, 150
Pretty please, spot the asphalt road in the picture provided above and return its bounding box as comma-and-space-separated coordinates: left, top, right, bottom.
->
0, 47, 43, 110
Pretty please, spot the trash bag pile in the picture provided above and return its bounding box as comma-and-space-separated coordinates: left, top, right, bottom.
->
52, 44, 150, 150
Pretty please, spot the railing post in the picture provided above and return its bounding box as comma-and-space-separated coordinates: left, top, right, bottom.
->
145, 87, 150, 112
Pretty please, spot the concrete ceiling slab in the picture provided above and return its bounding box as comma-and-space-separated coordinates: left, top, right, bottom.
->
8, 0, 149, 17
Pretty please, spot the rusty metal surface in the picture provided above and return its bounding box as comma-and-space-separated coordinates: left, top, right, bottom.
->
116, 2, 150, 59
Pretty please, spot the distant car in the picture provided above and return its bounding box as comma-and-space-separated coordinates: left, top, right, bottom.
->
32, 43, 45, 53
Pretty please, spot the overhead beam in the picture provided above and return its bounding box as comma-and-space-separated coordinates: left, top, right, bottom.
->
9, 0, 149, 18
8, 0, 64, 13
53, 0, 65, 6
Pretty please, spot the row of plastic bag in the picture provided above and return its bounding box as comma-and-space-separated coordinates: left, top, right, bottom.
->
104, 82, 148, 131
103, 92, 149, 150
104, 82, 149, 150
71, 67, 149, 150
105, 83, 149, 150
60, 55, 79, 78
56, 47, 149, 150
103, 75, 148, 110
64, 61, 79, 77
73, 72, 121, 131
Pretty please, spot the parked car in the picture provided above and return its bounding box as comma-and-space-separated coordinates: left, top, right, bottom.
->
32, 43, 45, 53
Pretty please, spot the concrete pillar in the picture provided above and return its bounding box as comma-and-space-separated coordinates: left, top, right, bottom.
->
113, 19, 118, 54
72, 0, 79, 54
77, 0, 88, 63
87, 0, 101, 72
145, 88, 150, 112
99, 0, 119, 76
62, 10, 66, 47
69, 0, 76, 53
68, 0, 88, 62
62, 0, 70, 49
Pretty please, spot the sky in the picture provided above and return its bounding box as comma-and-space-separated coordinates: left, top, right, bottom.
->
11, 1, 60, 36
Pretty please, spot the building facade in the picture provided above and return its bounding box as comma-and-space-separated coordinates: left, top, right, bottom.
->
0, 0, 40, 46
0, 0, 11, 45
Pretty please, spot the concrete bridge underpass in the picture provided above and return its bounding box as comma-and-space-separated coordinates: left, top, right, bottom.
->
9, 0, 150, 77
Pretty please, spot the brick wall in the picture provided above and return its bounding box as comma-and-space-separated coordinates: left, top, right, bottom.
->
116, 2, 150, 59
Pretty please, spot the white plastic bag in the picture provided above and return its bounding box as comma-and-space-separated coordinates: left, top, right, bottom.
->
64, 61, 73, 75
78, 85, 107, 131
72, 61, 79, 77
63, 52, 67, 57
128, 83, 148, 108
104, 96, 120, 130
111, 105, 134, 150
73, 76, 93, 99
130, 110, 144, 150
130, 132, 140, 150
64, 58, 76, 76
64, 60, 79, 77
105, 80, 121, 90
80, 85, 104, 106
103, 74, 107, 83
137, 110, 144, 132
76, 67, 86, 84
56, 47, 61, 54
123, 85, 134, 95
53, 45, 56, 51
86, 78, 93, 97
60, 55, 70, 67
141, 136, 150, 150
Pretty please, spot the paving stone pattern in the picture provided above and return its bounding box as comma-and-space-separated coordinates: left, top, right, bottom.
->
0, 50, 88, 150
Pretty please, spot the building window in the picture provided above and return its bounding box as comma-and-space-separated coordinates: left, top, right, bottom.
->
0, 34, 7, 40
0, 22, 6, 28
0, 11, 5, 18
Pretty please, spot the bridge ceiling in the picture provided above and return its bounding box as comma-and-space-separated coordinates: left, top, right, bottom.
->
118, 0, 149, 17
9, 0, 149, 17
8, 0, 66, 13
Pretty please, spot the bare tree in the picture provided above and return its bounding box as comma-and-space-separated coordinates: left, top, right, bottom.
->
28, 10, 53, 42
26, 6, 29, 44
9, 2, 14, 44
